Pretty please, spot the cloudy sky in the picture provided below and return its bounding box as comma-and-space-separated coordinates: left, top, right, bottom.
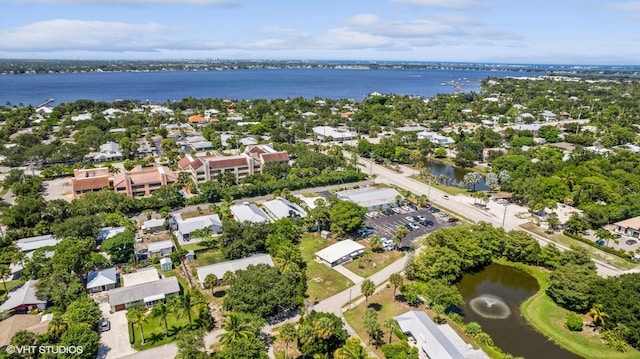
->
1, 0, 639, 64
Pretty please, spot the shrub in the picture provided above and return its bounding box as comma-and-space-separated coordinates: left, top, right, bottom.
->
564, 313, 583, 332
474, 332, 494, 346
465, 322, 483, 336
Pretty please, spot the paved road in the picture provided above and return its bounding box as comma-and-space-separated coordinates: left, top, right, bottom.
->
355, 155, 626, 278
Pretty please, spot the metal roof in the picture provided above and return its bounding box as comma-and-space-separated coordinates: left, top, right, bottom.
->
108, 277, 179, 307
315, 240, 365, 265
196, 254, 274, 285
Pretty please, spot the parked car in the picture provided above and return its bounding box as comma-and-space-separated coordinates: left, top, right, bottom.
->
416, 215, 426, 221
422, 204, 431, 209
404, 223, 414, 231
442, 195, 449, 200
439, 212, 449, 218
408, 203, 418, 210
428, 207, 440, 213
407, 223, 419, 230
448, 217, 459, 223
626, 239, 638, 245
596, 239, 606, 246
356, 228, 373, 237
99, 318, 110, 332
420, 220, 434, 226
405, 216, 416, 223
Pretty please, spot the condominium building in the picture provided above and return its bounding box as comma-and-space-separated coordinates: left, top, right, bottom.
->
71, 165, 178, 199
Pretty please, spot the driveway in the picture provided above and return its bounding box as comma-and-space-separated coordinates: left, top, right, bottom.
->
98, 302, 137, 359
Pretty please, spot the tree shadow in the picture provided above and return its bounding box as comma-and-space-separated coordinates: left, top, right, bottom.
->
148, 332, 165, 345
168, 324, 186, 337
367, 303, 382, 311
213, 290, 226, 298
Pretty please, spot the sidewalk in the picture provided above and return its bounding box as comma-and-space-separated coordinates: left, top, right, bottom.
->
333, 265, 364, 283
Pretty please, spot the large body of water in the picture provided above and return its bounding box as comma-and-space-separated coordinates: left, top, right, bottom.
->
0, 68, 542, 106
457, 263, 578, 359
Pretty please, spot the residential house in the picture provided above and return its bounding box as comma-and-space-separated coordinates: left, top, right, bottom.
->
262, 197, 307, 221
417, 131, 455, 146
142, 218, 166, 234
174, 214, 223, 242
0, 314, 51, 348
96, 226, 126, 244
541, 110, 558, 121
136, 138, 158, 158
312, 126, 356, 141
229, 203, 271, 224
0, 280, 46, 313
86, 267, 118, 293
87, 141, 123, 163
16, 235, 60, 252
196, 254, 274, 286
395, 310, 489, 359
315, 240, 365, 267
147, 240, 174, 258
108, 276, 180, 311
122, 268, 160, 287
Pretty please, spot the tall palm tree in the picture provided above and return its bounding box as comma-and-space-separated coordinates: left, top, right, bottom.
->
587, 303, 609, 328
218, 312, 255, 345
151, 301, 171, 337
126, 305, 148, 344
48, 312, 70, 341
222, 271, 236, 287
395, 225, 408, 240
313, 317, 335, 340
170, 291, 202, 327
0, 265, 10, 293
203, 274, 218, 296
297, 324, 316, 359
279, 322, 297, 359
273, 243, 302, 278
389, 273, 403, 302
361, 279, 375, 306
383, 318, 399, 344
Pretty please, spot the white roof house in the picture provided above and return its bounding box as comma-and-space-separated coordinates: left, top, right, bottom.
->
16, 235, 60, 252
336, 187, 402, 211
147, 240, 174, 256
122, 268, 160, 287
262, 197, 307, 221
315, 240, 365, 267
0, 280, 47, 313
395, 311, 489, 359
196, 254, 274, 286
175, 214, 223, 241
93, 141, 123, 162
417, 131, 455, 146
96, 226, 126, 243
230, 203, 271, 224
142, 218, 165, 232
86, 267, 118, 292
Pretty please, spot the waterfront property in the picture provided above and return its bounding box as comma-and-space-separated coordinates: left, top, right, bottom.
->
196, 253, 274, 286
336, 186, 402, 211
315, 239, 365, 267
394, 310, 489, 359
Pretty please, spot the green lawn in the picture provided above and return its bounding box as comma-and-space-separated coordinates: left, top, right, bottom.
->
180, 242, 210, 252
128, 311, 192, 350
0, 280, 24, 297
301, 234, 354, 301
343, 240, 404, 278
511, 261, 640, 359
186, 248, 226, 268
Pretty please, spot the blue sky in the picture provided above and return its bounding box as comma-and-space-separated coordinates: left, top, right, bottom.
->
0, 0, 639, 64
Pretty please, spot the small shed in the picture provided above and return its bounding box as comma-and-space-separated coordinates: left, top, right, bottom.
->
160, 257, 173, 271
321, 230, 331, 239
185, 250, 196, 261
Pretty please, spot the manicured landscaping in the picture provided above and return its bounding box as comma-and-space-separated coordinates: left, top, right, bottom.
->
128, 311, 192, 350
301, 233, 354, 301
513, 261, 640, 359
343, 240, 404, 278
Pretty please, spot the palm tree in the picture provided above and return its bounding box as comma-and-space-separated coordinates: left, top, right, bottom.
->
297, 324, 316, 359
279, 322, 297, 359
218, 312, 255, 345
126, 305, 148, 344
395, 225, 408, 240
170, 291, 202, 327
0, 265, 10, 293
273, 243, 302, 278
223, 270, 236, 287
595, 228, 617, 246
587, 303, 609, 328
314, 316, 335, 340
361, 279, 375, 305
203, 274, 218, 296
389, 273, 403, 302
48, 312, 70, 341
151, 301, 171, 337
383, 318, 400, 344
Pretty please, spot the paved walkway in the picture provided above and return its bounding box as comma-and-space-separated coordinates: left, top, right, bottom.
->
333, 265, 364, 283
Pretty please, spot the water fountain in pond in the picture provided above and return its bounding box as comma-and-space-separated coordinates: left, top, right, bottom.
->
469, 294, 511, 319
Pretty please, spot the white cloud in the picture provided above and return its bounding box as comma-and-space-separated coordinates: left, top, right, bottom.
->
260, 25, 310, 38
606, 1, 640, 11
0, 0, 236, 4
0, 19, 180, 51
392, 0, 480, 9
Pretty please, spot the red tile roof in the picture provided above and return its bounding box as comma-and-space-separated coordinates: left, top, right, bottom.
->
208, 156, 250, 170
72, 176, 110, 191
188, 115, 206, 123
261, 152, 290, 162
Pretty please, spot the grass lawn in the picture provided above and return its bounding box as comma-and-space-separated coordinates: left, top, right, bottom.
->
186, 248, 226, 268
301, 234, 354, 301
179, 242, 210, 252
343, 240, 404, 278
520, 223, 636, 270
510, 261, 640, 359
128, 312, 192, 350
343, 285, 428, 358
410, 175, 469, 196
179, 208, 216, 220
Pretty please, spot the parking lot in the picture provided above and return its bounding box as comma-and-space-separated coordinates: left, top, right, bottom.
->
363, 204, 457, 247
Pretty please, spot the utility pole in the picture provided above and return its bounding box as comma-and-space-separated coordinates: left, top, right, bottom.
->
369, 152, 373, 176
502, 203, 508, 228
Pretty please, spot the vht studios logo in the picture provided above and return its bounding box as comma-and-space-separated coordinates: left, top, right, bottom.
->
5, 345, 84, 355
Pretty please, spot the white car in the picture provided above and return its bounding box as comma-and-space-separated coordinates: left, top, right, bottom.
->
442, 195, 449, 200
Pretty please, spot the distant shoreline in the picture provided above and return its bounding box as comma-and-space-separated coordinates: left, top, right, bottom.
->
1, 59, 639, 77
